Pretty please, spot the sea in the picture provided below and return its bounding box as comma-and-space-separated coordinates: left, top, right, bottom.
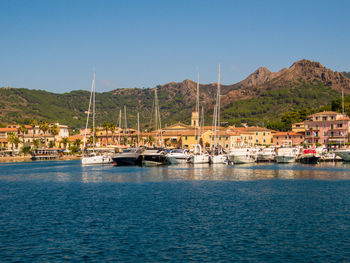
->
1, 161, 350, 262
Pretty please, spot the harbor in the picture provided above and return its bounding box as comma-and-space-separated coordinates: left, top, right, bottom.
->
1, 160, 350, 261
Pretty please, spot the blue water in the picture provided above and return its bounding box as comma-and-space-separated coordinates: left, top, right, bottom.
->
1, 161, 350, 262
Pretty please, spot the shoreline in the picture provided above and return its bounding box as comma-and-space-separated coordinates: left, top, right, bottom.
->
0, 155, 81, 163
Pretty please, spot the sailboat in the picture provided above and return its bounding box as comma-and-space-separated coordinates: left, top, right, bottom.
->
188, 73, 210, 164
142, 88, 168, 166
210, 64, 228, 164
81, 73, 112, 165
334, 88, 350, 161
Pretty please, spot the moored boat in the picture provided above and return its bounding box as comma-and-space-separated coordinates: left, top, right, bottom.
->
142, 148, 168, 166
228, 148, 256, 164
298, 149, 320, 164
275, 147, 298, 163
112, 148, 143, 166
166, 149, 189, 164
334, 148, 350, 162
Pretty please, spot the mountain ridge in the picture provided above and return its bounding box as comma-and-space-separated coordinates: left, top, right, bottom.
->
1, 59, 349, 129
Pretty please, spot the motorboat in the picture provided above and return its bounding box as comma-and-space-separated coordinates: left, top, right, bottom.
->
228, 148, 256, 164
297, 149, 320, 164
82, 152, 112, 165
112, 148, 143, 166
275, 147, 298, 163
210, 148, 228, 164
187, 144, 210, 164
257, 147, 276, 162
166, 149, 190, 164
142, 148, 168, 166
334, 148, 350, 162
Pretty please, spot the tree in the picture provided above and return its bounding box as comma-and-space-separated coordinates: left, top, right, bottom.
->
109, 123, 116, 144
102, 122, 110, 146
61, 137, 70, 149
164, 138, 170, 148
39, 121, 50, 146
29, 119, 38, 143
33, 139, 41, 149
50, 124, 60, 147
148, 135, 155, 147
74, 139, 82, 148
20, 146, 31, 155
7, 132, 19, 150
19, 124, 27, 145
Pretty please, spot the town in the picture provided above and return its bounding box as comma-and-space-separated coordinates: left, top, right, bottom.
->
0, 110, 349, 157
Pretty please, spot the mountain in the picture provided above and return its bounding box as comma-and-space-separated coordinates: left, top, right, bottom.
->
1, 59, 349, 129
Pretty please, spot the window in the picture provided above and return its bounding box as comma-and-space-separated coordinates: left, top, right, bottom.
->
219, 136, 221, 140
307, 132, 310, 135
263, 139, 266, 143
185, 136, 188, 140
338, 124, 343, 128
331, 131, 334, 137
323, 117, 327, 121
316, 124, 318, 129
225, 136, 228, 140
276, 136, 279, 139
331, 124, 334, 129
263, 132, 265, 136
226, 144, 228, 148
331, 116, 334, 120
324, 132, 327, 136
315, 117, 318, 120
256, 132, 258, 135
300, 136, 302, 139
256, 139, 258, 143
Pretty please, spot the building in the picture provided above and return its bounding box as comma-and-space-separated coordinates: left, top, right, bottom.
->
273, 132, 304, 146
227, 127, 274, 146
304, 111, 350, 145
292, 122, 305, 132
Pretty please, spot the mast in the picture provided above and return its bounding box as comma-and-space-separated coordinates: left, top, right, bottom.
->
342, 87, 345, 146
201, 106, 204, 144
124, 105, 127, 136
118, 109, 121, 145
217, 64, 221, 148
92, 72, 96, 152
196, 72, 200, 144
137, 112, 140, 147
83, 73, 94, 150
154, 88, 162, 147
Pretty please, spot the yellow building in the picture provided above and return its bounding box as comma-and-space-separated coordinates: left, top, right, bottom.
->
292, 122, 305, 132
228, 127, 273, 146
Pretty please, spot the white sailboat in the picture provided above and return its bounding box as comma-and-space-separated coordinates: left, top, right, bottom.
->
188, 72, 210, 164
210, 64, 228, 164
82, 73, 112, 165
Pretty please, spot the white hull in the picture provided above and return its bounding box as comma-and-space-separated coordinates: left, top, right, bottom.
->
334, 149, 350, 161
210, 154, 228, 164
257, 153, 275, 162
188, 154, 210, 164
81, 155, 112, 165
275, 155, 295, 163
228, 154, 255, 164
167, 156, 188, 164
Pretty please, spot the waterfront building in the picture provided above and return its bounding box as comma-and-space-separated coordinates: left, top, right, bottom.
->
227, 127, 273, 146
273, 132, 304, 146
292, 122, 305, 132
304, 111, 350, 145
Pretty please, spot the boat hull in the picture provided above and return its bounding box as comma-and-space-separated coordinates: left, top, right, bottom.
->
112, 155, 142, 166
334, 149, 350, 162
167, 156, 188, 164
275, 155, 295, 163
142, 154, 168, 166
81, 155, 112, 165
299, 156, 319, 164
188, 155, 210, 164
228, 154, 255, 164
210, 154, 228, 164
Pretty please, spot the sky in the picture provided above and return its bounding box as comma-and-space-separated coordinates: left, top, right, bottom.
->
1, 0, 350, 93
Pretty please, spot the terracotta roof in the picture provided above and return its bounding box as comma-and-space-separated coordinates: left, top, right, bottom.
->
313, 111, 339, 115
0, 138, 8, 142
0, 128, 18, 132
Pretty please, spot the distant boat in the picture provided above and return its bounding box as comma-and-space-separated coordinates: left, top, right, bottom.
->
298, 149, 320, 164
275, 147, 298, 163
112, 148, 143, 166
166, 149, 190, 164
228, 148, 256, 164
81, 73, 112, 165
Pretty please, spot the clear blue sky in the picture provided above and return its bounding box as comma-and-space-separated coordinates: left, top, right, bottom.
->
1, 0, 349, 93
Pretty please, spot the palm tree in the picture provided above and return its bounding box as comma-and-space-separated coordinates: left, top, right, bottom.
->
29, 119, 38, 143
33, 139, 41, 149
19, 124, 27, 146
50, 124, 60, 147
109, 123, 116, 144
74, 139, 82, 148
102, 122, 110, 146
61, 137, 70, 149
39, 121, 50, 146
7, 132, 18, 150
148, 135, 155, 147
164, 138, 170, 148
122, 136, 128, 146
